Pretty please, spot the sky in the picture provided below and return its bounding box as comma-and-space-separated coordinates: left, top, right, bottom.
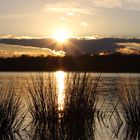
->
0, 0, 140, 37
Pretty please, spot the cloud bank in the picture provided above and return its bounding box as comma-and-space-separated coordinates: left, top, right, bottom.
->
0, 43, 65, 58
43, 0, 140, 14
43, 1, 97, 15
117, 43, 140, 54
92, 0, 140, 11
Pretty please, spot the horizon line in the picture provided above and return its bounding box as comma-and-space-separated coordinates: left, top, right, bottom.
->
0, 34, 140, 40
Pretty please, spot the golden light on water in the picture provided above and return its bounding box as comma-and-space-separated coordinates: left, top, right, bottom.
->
55, 71, 65, 110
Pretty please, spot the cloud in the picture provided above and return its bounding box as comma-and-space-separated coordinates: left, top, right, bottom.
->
80, 22, 89, 28
0, 50, 8, 57
117, 47, 140, 54
59, 16, 67, 20
67, 12, 77, 16
117, 42, 140, 54
92, 0, 140, 11
43, 0, 140, 18
92, 0, 122, 8
0, 43, 65, 57
0, 14, 33, 19
117, 43, 140, 50
43, 1, 96, 15
0, 35, 42, 39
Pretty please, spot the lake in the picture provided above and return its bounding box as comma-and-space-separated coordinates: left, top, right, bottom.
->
0, 72, 140, 140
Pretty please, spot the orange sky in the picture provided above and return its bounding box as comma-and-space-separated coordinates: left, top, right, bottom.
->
0, 0, 140, 37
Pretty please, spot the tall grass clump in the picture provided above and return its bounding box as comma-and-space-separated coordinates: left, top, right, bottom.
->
0, 80, 25, 140
116, 78, 140, 139
61, 73, 101, 140
27, 74, 59, 139
27, 73, 101, 139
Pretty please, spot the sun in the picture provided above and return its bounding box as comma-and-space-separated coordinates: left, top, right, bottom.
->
54, 30, 69, 43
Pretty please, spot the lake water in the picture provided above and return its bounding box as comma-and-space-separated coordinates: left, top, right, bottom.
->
0, 72, 140, 140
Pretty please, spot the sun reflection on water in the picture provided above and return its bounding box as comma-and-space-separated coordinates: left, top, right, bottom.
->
55, 71, 65, 111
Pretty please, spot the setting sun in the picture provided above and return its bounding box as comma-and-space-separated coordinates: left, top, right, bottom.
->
54, 30, 69, 43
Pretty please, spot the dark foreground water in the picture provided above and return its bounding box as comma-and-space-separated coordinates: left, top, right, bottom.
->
0, 72, 140, 140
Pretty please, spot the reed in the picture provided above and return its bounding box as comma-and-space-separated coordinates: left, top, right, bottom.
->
61, 73, 101, 140
116, 78, 140, 139
0, 80, 25, 139
27, 74, 59, 139
27, 73, 101, 140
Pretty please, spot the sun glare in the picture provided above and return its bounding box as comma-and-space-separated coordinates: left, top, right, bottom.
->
54, 30, 69, 43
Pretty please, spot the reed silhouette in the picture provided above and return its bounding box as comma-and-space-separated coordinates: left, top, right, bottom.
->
26, 74, 59, 140
60, 73, 100, 140
0, 80, 25, 140
115, 78, 140, 140
27, 73, 100, 140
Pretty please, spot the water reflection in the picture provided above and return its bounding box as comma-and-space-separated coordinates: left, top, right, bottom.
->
0, 73, 140, 140
55, 71, 65, 111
